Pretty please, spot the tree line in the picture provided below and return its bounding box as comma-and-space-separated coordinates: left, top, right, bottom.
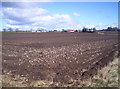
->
2, 26, 120, 32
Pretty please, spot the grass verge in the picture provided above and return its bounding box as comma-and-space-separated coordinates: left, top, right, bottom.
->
82, 58, 119, 87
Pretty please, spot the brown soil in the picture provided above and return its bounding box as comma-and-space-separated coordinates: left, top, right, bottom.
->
2, 32, 119, 86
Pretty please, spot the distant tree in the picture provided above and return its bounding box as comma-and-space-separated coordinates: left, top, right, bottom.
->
93, 28, 96, 32
107, 27, 112, 31
74, 30, 78, 32
62, 29, 67, 32
54, 30, 57, 31
88, 28, 91, 32
62, 29, 64, 32
2, 28, 6, 32
82, 27, 88, 32
8, 27, 13, 32
15, 28, 19, 32
112, 27, 118, 31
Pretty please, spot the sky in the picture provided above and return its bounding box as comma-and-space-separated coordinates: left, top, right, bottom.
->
0, 1, 119, 31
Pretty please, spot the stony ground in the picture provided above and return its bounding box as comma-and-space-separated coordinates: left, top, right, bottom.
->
2, 32, 119, 87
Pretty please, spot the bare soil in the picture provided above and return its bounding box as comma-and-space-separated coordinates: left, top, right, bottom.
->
2, 32, 119, 86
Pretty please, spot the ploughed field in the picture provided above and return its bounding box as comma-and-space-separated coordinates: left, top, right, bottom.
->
2, 32, 119, 86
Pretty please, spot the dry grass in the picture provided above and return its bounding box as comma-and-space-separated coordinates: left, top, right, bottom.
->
2, 70, 59, 87
82, 57, 119, 87
2, 71, 29, 87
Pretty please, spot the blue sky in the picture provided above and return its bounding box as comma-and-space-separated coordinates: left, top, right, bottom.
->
0, 1, 118, 31
41, 2, 118, 26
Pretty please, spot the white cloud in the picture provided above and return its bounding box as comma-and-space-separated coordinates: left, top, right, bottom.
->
2, 0, 54, 2
76, 24, 83, 29
3, 2, 115, 31
0, 11, 3, 19
73, 12, 80, 17
6, 24, 20, 28
85, 25, 95, 28
3, 7, 77, 30
2, 2, 79, 30
94, 23, 118, 30
111, 23, 118, 27
3, 7, 49, 25
31, 14, 77, 30
1, 2, 82, 31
